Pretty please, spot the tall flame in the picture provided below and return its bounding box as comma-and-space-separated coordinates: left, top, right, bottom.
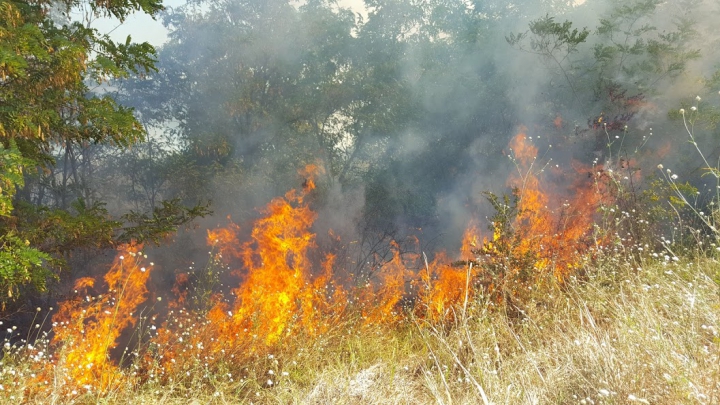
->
50, 244, 151, 392
32, 146, 616, 395
506, 129, 610, 280
190, 164, 345, 351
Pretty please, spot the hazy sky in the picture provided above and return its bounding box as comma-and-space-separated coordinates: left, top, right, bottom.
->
92, 0, 183, 46
95, 0, 366, 47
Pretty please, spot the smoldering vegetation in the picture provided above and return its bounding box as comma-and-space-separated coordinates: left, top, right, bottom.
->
2, 0, 720, 402
7, 0, 719, 324
103, 0, 719, 271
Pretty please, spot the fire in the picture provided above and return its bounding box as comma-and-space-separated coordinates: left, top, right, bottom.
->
141, 164, 350, 377
175, 163, 345, 352
503, 129, 610, 281
169, 272, 190, 309
50, 244, 151, 392
360, 241, 414, 324
419, 252, 476, 321
30, 149, 613, 395
230, 186, 318, 344
73, 277, 95, 291
299, 253, 348, 334
207, 220, 242, 259
508, 130, 551, 268
460, 221, 480, 261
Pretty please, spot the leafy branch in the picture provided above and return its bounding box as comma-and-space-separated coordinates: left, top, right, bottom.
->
507, 14, 590, 100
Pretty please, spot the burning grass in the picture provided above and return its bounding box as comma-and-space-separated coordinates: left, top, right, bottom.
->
2, 126, 719, 403
2, 255, 718, 403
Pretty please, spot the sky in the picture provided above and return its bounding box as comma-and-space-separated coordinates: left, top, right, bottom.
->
92, 0, 183, 47
95, 0, 367, 47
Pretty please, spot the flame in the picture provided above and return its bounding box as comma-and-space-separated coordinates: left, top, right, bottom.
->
504, 129, 611, 281
50, 244, 151, 392
460, 221, 480, 261
190, 164, 340, 351
207, 220, 243, 259
145, 164, 352, 377
360, 241, 414, 324
169, 272, 190, 309
73, 277, 95, 291
299, 253, 348, 335
508, 130, 550, 268
27, 149, 616, 394
418, 252, 477, 321
230, 187, 318, 344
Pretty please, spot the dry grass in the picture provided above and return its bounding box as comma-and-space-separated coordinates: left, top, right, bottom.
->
2, 255, 719, 404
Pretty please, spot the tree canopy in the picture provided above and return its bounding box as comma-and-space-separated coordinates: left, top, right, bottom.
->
0, 0, 209, 307
2, 0, 718, 306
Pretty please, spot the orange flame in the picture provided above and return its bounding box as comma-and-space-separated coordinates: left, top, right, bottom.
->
230, 189, 318, 344
31, 146, 617, 395
505, 129, 610, 281
50, 244, 150, 392
196, 164, 340, 350
360, 241, 414, 324
418, 252, 476, 321
460, 221, 479, 261
73, 277, 95, 291
207, 220, 243, 259
147, 164, 353, 376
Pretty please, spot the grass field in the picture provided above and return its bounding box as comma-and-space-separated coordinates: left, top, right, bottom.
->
2, 253, 718, 404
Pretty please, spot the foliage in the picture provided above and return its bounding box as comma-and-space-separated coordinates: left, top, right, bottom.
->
507, 14, 589, 99
0, 143, 51, 305
0, 233, 52, 305
0, 142, 28, 217
119, 198, 212, 245
508, 0, 700, 120
471, 190, 542, 307
15, 199, 119, 256
0, 0, 211, 307
0, 0, 161, 161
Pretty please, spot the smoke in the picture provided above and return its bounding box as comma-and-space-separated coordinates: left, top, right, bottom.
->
111, 0, 720, 284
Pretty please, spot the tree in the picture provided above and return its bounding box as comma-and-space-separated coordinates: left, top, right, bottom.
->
119, 0, 523, 276
507, 0, 700, 122
0, 0, 209, 307
0, 142, 51, 305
